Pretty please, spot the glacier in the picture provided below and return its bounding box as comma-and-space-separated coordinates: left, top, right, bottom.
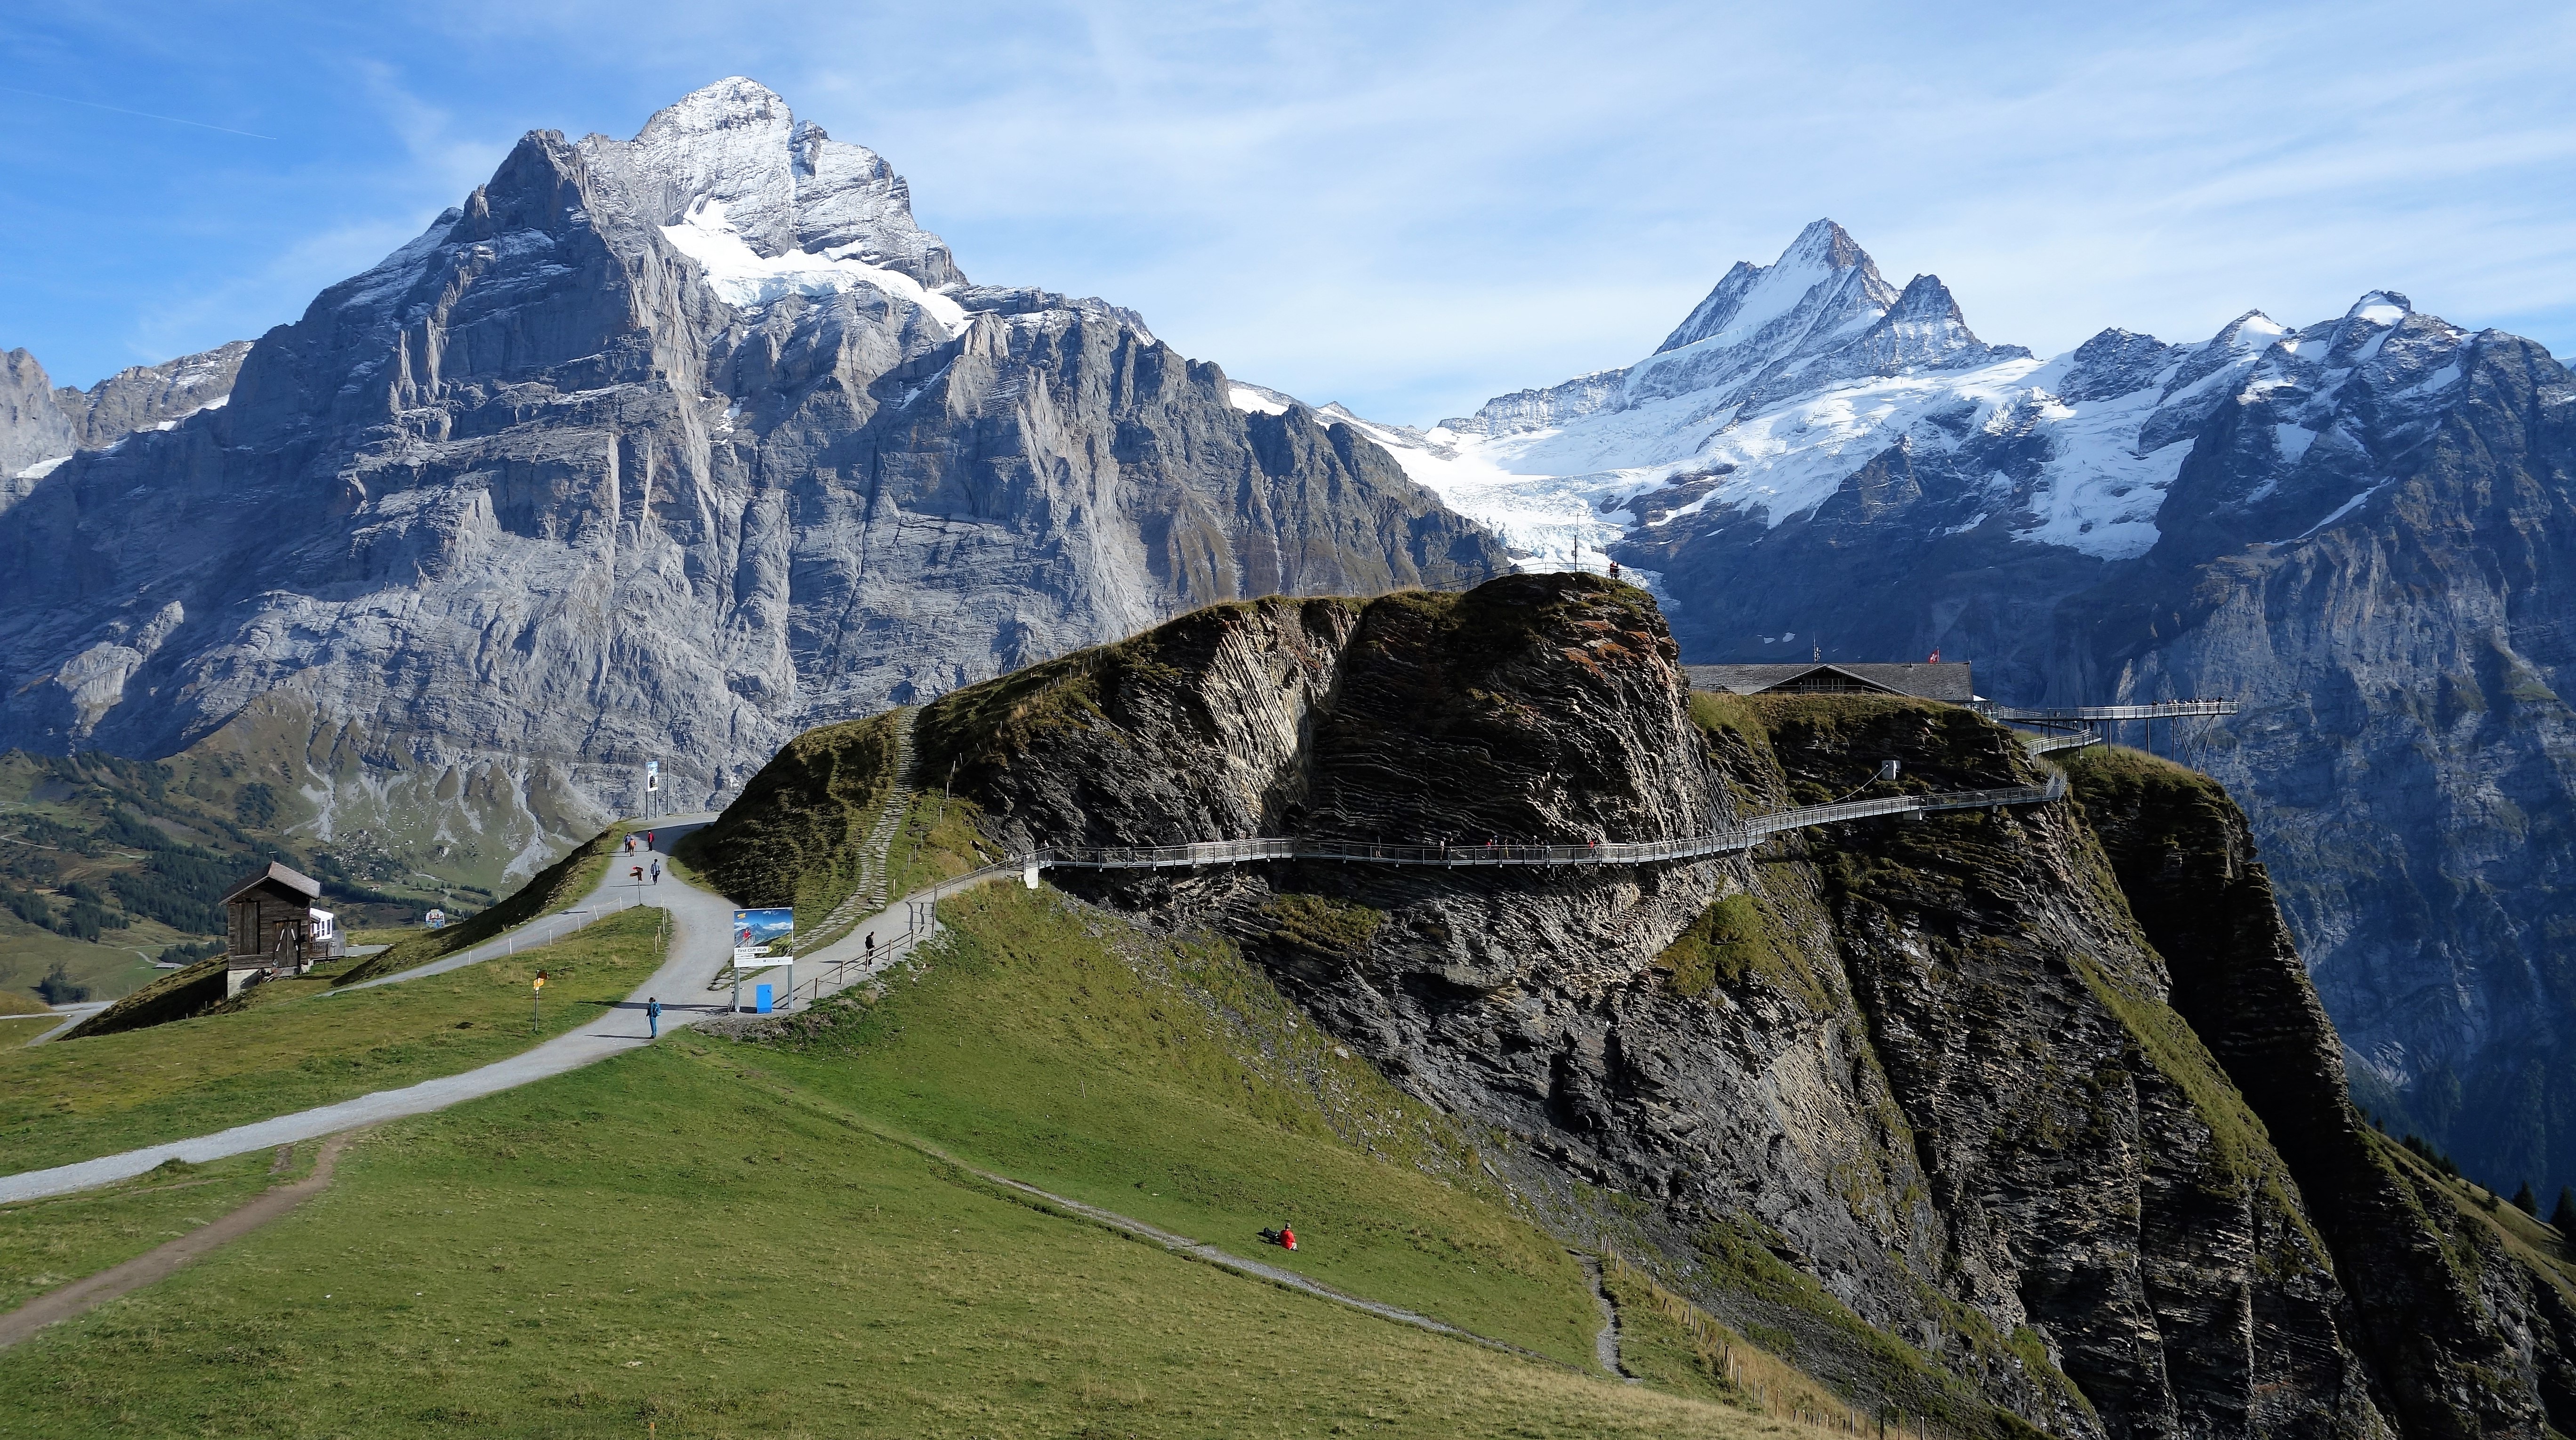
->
1296, 221, 2461, 573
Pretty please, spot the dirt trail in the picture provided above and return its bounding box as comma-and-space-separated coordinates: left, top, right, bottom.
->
0, 1132, 358, 1351
1571, 1252, 1638, 1382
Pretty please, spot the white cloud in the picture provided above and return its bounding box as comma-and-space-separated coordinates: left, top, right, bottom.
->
10, 0, 2574, 416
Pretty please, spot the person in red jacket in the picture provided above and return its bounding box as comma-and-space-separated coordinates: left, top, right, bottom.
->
1280, 1225, 1296, 1251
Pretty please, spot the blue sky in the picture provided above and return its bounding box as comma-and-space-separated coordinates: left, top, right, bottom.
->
3, 0, 2570, 423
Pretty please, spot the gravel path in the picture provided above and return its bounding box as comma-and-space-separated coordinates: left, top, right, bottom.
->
1572, 1252, 1637, 1382
23, 1002, 107, 1046
0, 853, 740, 1205
337, 814, 720, 992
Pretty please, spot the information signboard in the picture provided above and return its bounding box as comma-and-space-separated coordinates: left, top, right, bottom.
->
731, 908, 794, 964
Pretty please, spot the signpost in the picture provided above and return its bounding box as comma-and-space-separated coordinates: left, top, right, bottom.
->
730, 908, 794, 1012
531, 970, 547, 1033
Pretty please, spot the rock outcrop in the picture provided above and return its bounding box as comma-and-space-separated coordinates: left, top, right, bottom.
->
0, 341, 251, 496
0, 79, 1504, 887
2069, 748, 2576, 1440
1334, 220, 2576, 1213
706, 572, 2576, 1440
0, 349, 78, 477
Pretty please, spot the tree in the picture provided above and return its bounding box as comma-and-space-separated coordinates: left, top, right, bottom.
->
2552, 1188, 2576, 1234
33, 962, 87, 1005
2513, 1181, 2539, 1216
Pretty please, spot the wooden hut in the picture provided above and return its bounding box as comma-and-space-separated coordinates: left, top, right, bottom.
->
223, 861, 326, 997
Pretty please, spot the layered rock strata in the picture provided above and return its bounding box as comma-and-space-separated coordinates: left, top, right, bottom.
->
0, 79, 1502, 884
705, 572, 2576, 1440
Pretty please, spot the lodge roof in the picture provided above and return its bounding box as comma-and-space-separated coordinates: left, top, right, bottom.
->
221, 861, 322, 906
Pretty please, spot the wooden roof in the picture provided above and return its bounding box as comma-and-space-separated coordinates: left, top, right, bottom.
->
222, 860, 321, 906
1685, 662, 1975, 704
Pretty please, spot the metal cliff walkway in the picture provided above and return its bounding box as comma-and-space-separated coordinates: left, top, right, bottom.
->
1982, 698, 2238, 769
1981, 700, 2239, 724
1020, 771, 2068, 876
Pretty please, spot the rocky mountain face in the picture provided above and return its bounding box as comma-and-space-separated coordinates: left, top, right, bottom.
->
0, 340, 249, 486
1313, 222, 2576, 1213
0, 77, 1503, 891
705, 572, 2576, 1440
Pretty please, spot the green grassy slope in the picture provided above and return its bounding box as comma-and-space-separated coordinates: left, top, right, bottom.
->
0, 865, 1872, 1435
750, 882, 1604, 1365
0, 909, 667, 1174
0, 1031, 1790, 1438
0, 1151, 291, 1312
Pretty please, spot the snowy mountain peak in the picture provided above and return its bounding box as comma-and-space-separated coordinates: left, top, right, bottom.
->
2214, 310, 2291, 353
1787, 216, 1873, 271
578, 77, 961, 290
1886, 272, 1965, 324
1622, 226, 2011, 412
2058, 328, 2189, 404
2347, 291, 2411, 324
1654, 218, 1893, 356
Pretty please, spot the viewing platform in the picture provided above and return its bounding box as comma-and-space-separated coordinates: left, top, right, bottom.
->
1980, 700, 2240, 723
1025, 773, 2068, 875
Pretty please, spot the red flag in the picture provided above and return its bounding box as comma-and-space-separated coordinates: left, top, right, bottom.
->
1928, 648, 1941, 663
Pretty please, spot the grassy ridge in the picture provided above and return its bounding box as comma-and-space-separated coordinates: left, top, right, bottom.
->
0, 909, 667, 1174
677, 712, 899, 913
56, 954, 230, 1041
333, 823, 630, 986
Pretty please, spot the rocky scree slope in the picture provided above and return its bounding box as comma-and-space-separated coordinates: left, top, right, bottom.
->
0, 76, 1503, 890
705, 571, 2576, 1440
1316, 220, 2576, 1214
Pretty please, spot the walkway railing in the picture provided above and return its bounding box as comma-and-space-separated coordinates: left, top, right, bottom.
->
781, 856, 1029, 1010
1032, 772, 2067, 874
2020, 730, 2101, 756
1981, 700, 2238, 723
756, 771, 2071, 1013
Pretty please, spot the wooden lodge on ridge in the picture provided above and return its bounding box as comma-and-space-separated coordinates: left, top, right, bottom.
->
222, 861, 343, 996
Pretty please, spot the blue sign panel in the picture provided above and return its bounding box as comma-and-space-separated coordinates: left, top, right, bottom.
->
755, 983, 774, 1014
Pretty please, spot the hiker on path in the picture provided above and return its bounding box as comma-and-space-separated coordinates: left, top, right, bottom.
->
647, 996, 661, 1039
650, 858, 660, 884
646, 830, 656, 851
624, 835, 635, 855
866, 931, 875, 962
